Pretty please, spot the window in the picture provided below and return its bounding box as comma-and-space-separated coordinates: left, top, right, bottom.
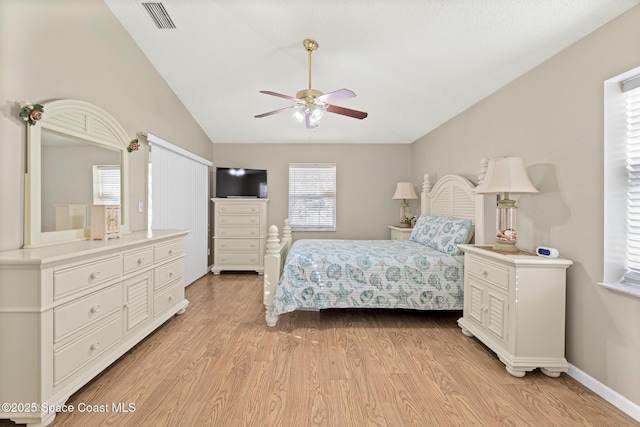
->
603, 67, 640, 296
288, 163, 336, 231
92, 165, 120, 205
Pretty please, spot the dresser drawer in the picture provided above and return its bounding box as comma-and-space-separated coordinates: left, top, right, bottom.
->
54, 314, 122, 385
217, 251, 261, 265
54, 284, 121, 342
466, 255, 509, 290
154, 239, 185, 263
218, 226, 261, 238
154, 258, 184, 290
123, 246, 154, 274
154, 281, 184, 316
54, 255, 122, 298
217, 238, 261, 251
217, 203, 261, 215
218, 215, 260, 226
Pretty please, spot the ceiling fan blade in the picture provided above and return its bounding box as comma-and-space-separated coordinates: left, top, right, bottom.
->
317, 88, 356, 103
259, 90, 299, 102
254, 105, 295, 118
326, 104, 368, 120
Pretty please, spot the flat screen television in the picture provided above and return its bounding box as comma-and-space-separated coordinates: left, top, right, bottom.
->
215, 167, 267, 198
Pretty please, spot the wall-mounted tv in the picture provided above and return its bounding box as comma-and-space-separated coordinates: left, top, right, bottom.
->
215, 167, 267, 198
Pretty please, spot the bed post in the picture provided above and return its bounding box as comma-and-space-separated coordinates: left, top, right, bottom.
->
264, 225, 281, 327
420, 173, 434, 215
474, 158, 496, 246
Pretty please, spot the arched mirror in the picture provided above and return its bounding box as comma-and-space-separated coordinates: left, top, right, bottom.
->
24, 99, 130, 247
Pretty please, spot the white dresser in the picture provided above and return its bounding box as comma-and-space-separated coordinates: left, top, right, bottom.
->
211, 198, 269, 274
0, 230, 188, 427
457, 244, 572, 378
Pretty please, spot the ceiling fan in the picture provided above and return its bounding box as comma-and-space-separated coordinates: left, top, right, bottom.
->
254, 39, 368, 129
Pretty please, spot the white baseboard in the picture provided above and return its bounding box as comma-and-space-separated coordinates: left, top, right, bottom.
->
568, 364, 640, 422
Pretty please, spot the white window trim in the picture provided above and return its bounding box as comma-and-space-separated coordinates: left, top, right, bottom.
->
92, 164, 121, 205
288, 163, 337, 232
601, 66, 640, 298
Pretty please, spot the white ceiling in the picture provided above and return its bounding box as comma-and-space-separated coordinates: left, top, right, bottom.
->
105, 0, 639, 144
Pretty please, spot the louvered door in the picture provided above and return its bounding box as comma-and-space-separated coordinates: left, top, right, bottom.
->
124, 271, 153, 333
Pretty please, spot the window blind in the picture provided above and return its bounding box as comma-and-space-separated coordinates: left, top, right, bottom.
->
625, 87, 640, 284
93, 165, 120, 205
289, 163, 336, 231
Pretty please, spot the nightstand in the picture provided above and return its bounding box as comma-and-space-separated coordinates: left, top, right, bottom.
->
388, 225, 413, 240
457, 244, 572, 378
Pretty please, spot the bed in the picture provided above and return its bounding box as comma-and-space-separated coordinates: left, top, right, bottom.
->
263, 162, 492, 327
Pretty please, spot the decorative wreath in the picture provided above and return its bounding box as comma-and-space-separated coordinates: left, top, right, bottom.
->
127, 139, 140, 152
19, 102, 44, 126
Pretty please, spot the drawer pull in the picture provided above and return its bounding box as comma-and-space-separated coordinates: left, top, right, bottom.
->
168, 294, 174, 301
90, 271, 101, 280
480, 269, 488, 278
221, 218, 226, 223
169, 270, 174, 277
250, 243, 256, 248
251, 231, 256, 236
221, 243, 226, 247
169, 248, 174, 255
90, 341, 101, 351
138, 257, 146, 264
90, 305, 101, 314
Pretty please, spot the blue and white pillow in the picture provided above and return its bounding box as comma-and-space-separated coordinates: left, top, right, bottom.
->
410, 215, 472, 256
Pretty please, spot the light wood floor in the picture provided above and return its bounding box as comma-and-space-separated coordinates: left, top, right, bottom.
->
2, 273, 638, 427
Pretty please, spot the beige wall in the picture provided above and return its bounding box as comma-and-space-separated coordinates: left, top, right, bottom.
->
412, 5, 640, 406
212, 143, 415, 241
0, 0, 213, 251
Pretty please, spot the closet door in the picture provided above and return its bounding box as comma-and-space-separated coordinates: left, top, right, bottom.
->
148, 133, 212, 285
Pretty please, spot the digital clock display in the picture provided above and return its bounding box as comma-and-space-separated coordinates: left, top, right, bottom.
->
538, 248, 551, 256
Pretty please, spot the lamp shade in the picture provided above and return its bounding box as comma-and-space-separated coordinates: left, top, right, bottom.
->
392, 182, 419, 200
475, 157, 539, 194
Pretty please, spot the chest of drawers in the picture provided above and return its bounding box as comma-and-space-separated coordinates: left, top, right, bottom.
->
211, 198, 269, 274
0, 230, 188, 427
457, 245, 572, 378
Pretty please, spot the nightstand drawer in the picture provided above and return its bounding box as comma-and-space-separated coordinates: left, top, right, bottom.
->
466, 255, 509, 290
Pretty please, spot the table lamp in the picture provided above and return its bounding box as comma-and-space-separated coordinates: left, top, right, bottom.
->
392, 182, 418, 227
474, 157, 538, 251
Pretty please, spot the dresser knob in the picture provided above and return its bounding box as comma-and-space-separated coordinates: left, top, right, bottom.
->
168, 294, 174, 301
138, 257, 145, 264
90, 342, 101, 351
90, 271, 101, 280
169, 270, 174, 277
480, 269, 488, 278
90, 305, 101, 313
169, 248, 174, 255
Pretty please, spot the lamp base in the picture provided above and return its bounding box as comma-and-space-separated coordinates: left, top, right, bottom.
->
493, 240, 519, 252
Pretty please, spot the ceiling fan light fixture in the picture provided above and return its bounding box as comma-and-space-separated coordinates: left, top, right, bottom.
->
292, 107, 306, 123
309, 104, 325, 125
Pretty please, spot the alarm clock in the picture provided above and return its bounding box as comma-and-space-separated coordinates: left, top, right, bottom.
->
536, 246, 559, 258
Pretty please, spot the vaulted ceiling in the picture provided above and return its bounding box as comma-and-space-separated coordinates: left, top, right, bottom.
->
105, 0, 639, 144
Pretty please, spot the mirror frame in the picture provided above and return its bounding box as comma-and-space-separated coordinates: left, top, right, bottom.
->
24, 99, 130, 248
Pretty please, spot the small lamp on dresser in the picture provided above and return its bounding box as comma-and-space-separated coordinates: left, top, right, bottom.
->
392, 182, 418, 228
474, 157, 538, 252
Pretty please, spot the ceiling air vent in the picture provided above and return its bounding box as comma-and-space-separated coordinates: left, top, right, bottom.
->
141, 2, 176, 29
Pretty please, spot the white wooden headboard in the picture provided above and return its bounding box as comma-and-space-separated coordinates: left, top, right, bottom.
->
419, 159, 494, 245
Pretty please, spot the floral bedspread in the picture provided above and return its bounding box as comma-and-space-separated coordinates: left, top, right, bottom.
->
268, 239, 464, 317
